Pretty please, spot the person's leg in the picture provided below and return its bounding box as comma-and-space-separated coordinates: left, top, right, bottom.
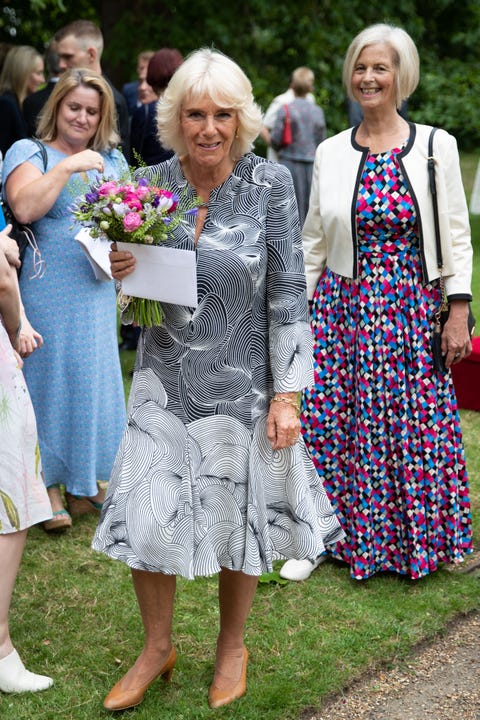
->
209, 568, 258, 707
125, 569, 176, 686
43, 481, 72, 532
103, 570, 176, 710
0, 531, 26, 658
0, 531, 53, 692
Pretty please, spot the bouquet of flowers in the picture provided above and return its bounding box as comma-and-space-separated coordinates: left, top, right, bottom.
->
72, 176, 199, 327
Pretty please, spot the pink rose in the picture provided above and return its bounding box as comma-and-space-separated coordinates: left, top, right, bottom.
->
123, 212, 143, 232
124, 192, 143, 211
135, 185, 151, 200
98, 181, 119, 197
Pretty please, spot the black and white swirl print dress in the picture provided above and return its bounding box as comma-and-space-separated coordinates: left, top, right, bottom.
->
92, 153, 344, 577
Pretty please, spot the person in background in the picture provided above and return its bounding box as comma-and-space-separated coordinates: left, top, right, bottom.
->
130, 47, 183, 166
2, 69, 127, 532
121, 48, 184, 354
0, 43, 13, 74
0, 46, 44, 157
54, 19, 131, 163
23, 40, 63, 137
280, 23, 473, 583
0, 226, 53, 694
122, 50, 155, 116
270, 66, 326, 225
259, 67, 315, 162
92, 47, 343, 712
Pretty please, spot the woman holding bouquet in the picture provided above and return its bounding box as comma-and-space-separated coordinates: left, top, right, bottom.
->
92, 48, 344, 712
1, 69, 127, 531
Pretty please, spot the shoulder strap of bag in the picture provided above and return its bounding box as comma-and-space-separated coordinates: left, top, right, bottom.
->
31, 137, 48, 172
427, 127, 442, 269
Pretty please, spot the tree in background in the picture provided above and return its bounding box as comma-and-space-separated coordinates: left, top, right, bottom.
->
2, 0, 479, 148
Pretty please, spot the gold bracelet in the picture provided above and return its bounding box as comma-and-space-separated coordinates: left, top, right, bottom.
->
270, 396, 301, 416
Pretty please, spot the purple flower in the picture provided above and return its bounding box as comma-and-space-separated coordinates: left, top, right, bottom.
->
85, 191, 99, 204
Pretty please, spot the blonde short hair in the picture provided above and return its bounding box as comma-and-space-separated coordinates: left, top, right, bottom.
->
36, 68, 119, 151
156, 47, 263, 159
291, 67, 315, 96
0, 45, 43, 105
343, 23, 419, 108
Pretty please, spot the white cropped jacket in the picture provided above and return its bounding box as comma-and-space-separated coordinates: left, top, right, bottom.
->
302, 122, 473, 300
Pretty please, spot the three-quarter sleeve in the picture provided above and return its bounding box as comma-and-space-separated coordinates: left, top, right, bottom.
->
265, 164, 314, 392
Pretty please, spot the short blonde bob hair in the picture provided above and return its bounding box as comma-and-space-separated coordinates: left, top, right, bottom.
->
156, 48, 263, 159
37, 68, 119, 151
0, 45, 43, 105
343, 23, 419, 108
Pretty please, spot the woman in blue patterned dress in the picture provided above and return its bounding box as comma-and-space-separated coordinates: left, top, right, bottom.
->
2, 69, 126, 531
280, 24, 473, 583
92, 48, 344, 712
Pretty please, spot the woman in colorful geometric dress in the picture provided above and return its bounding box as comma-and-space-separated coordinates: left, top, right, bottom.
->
92, 48, 344, 712
280, 23, 473, 582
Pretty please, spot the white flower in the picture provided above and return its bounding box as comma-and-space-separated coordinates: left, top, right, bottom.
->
100, 220, 110, 231
112, 202, 129, 217
157, 196, 174, 211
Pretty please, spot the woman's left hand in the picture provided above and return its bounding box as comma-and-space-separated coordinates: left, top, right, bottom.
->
441, 300, 472, 368
266, 394, 301, 450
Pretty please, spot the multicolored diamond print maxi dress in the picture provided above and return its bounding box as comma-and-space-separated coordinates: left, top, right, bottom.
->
302, 147, 473, 580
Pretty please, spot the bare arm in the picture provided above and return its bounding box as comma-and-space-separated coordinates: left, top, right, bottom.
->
0, 238, 21, 344
0, 224, 21, 268
4, 149, 105, 224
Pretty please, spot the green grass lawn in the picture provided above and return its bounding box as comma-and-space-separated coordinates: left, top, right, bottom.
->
4, 154, 479, 720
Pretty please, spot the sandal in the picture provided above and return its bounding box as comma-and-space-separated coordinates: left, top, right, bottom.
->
65, 492, 103, 517
43, 509, 72, 533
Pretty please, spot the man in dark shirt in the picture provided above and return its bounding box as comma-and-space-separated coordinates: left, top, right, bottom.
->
53, 19, 131, 162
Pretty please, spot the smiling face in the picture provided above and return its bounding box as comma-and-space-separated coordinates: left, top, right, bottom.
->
351, 42, 397, 112
56, 85, 101, 149
27, 57, 45, 95
180, 96, 238, 174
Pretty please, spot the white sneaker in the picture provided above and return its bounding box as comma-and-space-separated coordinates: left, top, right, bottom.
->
279, 554, 327, 581
0, 649, 53, 693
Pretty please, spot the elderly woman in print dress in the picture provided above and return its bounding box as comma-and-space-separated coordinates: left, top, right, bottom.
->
280, 23, 473, 583
92, 48, 344, 712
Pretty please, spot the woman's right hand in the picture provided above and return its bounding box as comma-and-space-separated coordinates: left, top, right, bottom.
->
64, 149, 105, 175
109, 242, 136, 279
